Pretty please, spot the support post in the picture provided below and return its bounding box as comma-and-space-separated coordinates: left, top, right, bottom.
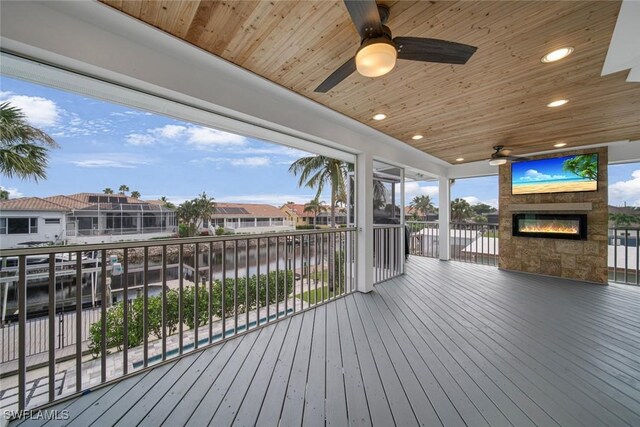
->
356, 152, 374, 293
439, 176, 451, 261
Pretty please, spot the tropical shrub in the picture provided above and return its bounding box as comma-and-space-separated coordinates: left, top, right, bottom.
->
89, 270, 294, 357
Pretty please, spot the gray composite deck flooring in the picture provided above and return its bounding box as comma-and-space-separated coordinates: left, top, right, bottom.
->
13, 257, 640, 426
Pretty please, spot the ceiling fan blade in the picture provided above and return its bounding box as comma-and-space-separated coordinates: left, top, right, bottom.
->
343, 0, 383, 39
314, 57, 357, 93
394, 37, 477, 64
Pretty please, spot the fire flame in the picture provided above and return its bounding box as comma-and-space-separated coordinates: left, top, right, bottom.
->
519, 222, 579, 234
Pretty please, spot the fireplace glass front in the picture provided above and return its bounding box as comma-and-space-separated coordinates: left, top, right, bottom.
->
512, 213, 587, 240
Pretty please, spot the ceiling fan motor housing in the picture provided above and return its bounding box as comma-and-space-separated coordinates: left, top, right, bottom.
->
356, 37, 397, 77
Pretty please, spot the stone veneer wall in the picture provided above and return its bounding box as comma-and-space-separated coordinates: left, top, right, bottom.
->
498, 147, 608, 284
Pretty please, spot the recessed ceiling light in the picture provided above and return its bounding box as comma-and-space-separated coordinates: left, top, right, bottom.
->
547, 99, 568, 108
554, 142, 567, 148
372, 113, 387, 121
456, 158, 464, 162
541, 47, 574, 63
412, 135, 423, 140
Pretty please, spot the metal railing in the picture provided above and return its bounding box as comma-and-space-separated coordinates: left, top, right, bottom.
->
609, 228, 640, 285
1, 308, 100, 363
407, 221, 439, 258
223, 220, 294, 230
373, 225, 404, 284
407, 221, 499, 266
66, 226, 177, 237
451, 222, 499, 266
0, 227, 356, 411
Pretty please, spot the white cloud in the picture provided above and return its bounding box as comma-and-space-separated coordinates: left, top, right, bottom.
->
0, 94, 60, 127
68, 154, 152, 169
197, 156, 272, 168
461, 196, 499, 208
152, 124, 187, 139
520, 169, 567, 181
0, 186, 25, 198
405, 181, 439, 200
124, 124, 247, 150
610, 170, 640, 206
185, 127, 247, 149
230, 157, 270, 167
126, 133, 156, 146
234, 146, 308, 158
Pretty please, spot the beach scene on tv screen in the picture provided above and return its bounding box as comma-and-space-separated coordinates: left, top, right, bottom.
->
512, 154, 598, 195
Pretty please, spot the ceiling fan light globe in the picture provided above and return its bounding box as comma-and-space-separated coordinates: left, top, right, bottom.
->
489, 158, 508, 166
356, 40, 397, 77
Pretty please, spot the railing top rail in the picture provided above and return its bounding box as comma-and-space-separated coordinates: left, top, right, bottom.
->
406, 221, 439, 224
373, 224, 404, 229
0, 227, 357, 257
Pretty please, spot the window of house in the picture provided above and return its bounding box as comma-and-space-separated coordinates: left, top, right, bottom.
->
1, 217, 38, 234
44, 218, 61, 224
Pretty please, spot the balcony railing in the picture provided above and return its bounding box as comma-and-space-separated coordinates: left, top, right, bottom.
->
407, 221, 439, 258
223, 220, 294, 229
66, 226, 177, 237
0, 227, 356, 411
373, 225, 404, 284
408, 221, 499, 266
609, 227, 640, 285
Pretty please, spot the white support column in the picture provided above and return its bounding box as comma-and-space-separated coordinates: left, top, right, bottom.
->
400, 168, 406, 274
356, 152, 374, 293
438, 176, 451, 261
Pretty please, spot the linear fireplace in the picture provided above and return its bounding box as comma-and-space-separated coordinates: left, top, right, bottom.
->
512, 213, 587, 240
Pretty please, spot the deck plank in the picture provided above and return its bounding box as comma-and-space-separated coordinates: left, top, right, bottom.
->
302, 304, 326, 427
279, 310, 315, 426
226, 318, 291, 426
335, 297, 371, 426
11, 256, 640, 427
255, 313, 304, 426
324, 300, 349, 427
186, 330, 262, 425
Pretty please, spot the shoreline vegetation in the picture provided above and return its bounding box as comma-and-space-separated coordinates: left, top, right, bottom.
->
512, 180, 596, 195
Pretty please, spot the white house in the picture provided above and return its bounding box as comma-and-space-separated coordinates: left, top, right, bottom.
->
0, 193, 177, 249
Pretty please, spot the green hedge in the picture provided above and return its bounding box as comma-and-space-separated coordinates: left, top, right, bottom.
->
89, 269, 294, 357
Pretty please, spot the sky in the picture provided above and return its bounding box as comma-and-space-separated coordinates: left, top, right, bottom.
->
1, 75, 639, 209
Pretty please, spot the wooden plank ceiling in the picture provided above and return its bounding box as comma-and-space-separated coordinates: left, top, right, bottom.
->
101, 0, 640, 164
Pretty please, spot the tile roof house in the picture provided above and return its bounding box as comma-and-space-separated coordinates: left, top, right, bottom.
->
207, 203, 294, 234
0, 193, 177, 249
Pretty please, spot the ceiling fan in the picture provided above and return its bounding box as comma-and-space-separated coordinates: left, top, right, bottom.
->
315, 0, 478, 93
487, 146, 529, 166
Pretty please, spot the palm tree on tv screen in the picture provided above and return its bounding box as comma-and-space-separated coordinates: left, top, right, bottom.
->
562, 154, 598, 180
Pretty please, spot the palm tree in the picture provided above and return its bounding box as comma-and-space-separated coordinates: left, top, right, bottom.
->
409, 195, 435, 220
304, 198, 328, 226
118, 184, 129, 195
177, 192, 216, 237
103, 187, 114, 194
289, 156, 347, 227
290, 156, 347, 292
0, 102, 58, 181
130, 190, 141, 199
160, 196, 176, 210
451, 198, 473, 223
0, 189, 9, 200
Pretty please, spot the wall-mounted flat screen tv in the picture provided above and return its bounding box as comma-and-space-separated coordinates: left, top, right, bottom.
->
511, 153, 598, 195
